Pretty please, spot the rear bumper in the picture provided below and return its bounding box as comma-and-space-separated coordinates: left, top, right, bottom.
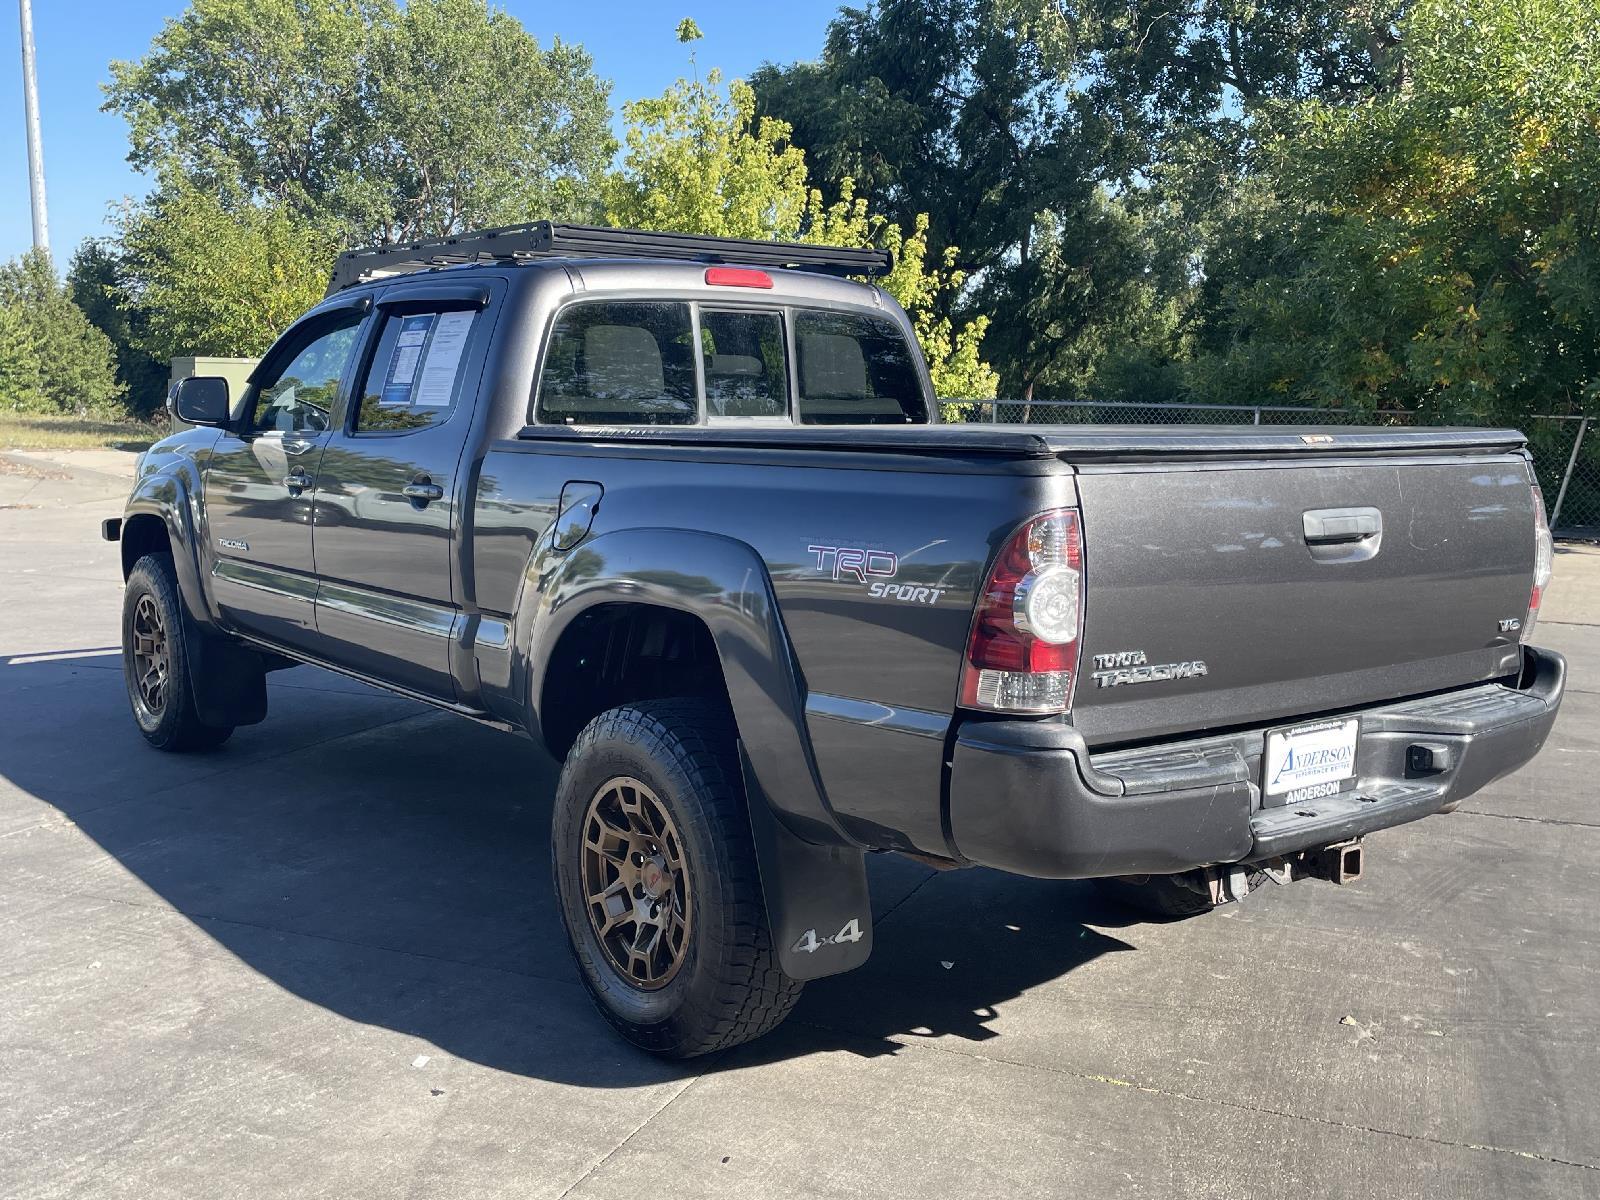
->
946, 646, 1565, 879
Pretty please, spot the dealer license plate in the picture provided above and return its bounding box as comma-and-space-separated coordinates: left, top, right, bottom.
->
1263, 717, 1360, 805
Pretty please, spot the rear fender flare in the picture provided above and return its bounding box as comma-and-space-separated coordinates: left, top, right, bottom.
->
522, 527, 849, 847
519, 528, 874, 980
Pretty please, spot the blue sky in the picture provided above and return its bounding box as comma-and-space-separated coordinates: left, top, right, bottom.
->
0, 2, 839, 263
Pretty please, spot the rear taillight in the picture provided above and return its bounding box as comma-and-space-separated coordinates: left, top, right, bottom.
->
1524, 484, 1553, 643
959, 509, 1084, 714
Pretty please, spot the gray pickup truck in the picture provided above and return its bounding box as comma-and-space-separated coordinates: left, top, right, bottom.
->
105, 223, 1564, 1057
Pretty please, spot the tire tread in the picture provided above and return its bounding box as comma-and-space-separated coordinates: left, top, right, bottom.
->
556, 699, 801, 1057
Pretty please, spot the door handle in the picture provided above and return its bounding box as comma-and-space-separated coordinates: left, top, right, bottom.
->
1303, 507, 1382, 543
283, 470, 313, 495
403, 481, 444, 505
1302, 506, 1383, 563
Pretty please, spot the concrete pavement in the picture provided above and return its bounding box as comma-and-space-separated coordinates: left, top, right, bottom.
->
1, 452, 1597, 1198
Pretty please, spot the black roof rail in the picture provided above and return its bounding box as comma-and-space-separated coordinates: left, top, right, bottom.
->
326, 221, 893, 295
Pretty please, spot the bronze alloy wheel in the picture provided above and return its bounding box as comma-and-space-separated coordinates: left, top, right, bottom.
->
130, 593, 170, 718
580, 776, 692, 990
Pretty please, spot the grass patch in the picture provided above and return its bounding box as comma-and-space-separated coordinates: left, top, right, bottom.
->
0, 412, 165, 452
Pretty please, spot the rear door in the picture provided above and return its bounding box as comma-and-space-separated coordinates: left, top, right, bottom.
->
1071, 453, 1536, 745
310, 281, 499, 698
204, 305, 368, 647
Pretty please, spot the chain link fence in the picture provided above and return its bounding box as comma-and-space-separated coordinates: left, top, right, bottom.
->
961, 401, 1598, 538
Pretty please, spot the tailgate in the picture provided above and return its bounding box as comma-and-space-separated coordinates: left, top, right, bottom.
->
1071, 453, 1535, 745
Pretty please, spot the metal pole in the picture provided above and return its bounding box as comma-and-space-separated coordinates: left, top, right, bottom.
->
1548, 416, 1589, 532
17, 0, 48, 255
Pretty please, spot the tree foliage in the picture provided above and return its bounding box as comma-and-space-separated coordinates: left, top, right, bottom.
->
752, 0, 1600, 417
751, 0, 1103, 274
105, 0, 614, 243
116, 179, 340, 362
0, 251, 124, 416
1191, 0, 1600, 420
608, 67, 997, 399
99, 0, 615, 372
85, 0, 1600, 425
68, 241, 170, 417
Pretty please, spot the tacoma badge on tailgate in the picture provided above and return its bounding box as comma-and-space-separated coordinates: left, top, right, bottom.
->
1090, 649, 1209, 688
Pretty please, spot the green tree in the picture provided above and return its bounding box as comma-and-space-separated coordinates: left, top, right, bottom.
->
68, 240, 170, 417
0, 251, 124, 416
607, 59, 997, 399
1189, 0, 1600, 422
978, 196, 1188, 403
105, 0, 614, 243
750, 0, 1152, 401
346, 0, 616, 240
116, 178, 340, 362
0, 304, 42, 412
750, 0, 1103, 277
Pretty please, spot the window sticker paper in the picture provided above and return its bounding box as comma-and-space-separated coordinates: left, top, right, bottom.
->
382, 313, 436, 405
413, 311, 475, 407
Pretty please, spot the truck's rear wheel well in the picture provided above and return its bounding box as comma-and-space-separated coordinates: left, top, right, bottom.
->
540, 604, 730, 760
120, 514, 172, 579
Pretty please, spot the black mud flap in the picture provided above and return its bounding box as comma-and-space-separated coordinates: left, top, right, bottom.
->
181, 609, 269, 728
740, 746, 873, 981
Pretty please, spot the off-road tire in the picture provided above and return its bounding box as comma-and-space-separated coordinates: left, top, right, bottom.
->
122, 553, 234, 752
1093, 873, 1220, 920
552, 699, 801, 1057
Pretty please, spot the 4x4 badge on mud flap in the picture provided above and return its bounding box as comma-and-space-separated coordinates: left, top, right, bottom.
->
791, 918, 865, 955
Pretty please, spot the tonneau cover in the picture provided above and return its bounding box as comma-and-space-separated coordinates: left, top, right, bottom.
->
518, 422, 1526, 462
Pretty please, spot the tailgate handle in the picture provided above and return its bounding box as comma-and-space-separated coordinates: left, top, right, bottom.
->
1303, 507, 1382, 544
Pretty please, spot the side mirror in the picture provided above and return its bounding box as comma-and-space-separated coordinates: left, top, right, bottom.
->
173, 376, 233, 428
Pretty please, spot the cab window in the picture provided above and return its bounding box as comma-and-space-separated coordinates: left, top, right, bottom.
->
249, 312, 363, 434
701, 309, 787, 418
536, 301, 697, 425
353, 309, 477, 433
794, 310, 926, 425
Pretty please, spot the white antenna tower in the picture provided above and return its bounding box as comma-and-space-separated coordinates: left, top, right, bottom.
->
18, 0, 48, 255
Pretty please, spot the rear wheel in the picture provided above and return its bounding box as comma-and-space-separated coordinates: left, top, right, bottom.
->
552, 699, 801, 1057
1093, 872, 1220, 920
122, 554, 233, 752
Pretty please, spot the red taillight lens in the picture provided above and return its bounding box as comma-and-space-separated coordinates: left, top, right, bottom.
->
1524, 484, 1553, 643
959, 508, 1084, 714
704, 266, 773, 289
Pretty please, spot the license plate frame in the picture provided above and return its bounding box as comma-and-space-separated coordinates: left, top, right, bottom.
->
1262, 717, 1360, 806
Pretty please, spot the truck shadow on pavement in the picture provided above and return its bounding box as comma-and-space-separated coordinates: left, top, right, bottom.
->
2, 651, 1140, 1088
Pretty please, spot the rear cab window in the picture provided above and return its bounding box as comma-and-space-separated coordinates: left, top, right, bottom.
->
535, 301, 698, 425
533, 297, 926, 426
793, 310, 926, 425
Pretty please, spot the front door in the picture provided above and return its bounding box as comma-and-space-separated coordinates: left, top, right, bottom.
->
204, 308, 367, 647
310, 284, 497, 698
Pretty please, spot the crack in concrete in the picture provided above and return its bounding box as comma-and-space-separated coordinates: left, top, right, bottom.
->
1452, 808, 1600, 831
554, 1075, 704, 1199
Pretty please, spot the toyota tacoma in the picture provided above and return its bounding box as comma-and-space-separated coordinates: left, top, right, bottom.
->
104, 222, 1564, 1057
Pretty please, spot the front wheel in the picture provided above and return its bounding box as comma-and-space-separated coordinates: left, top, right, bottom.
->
122, 553, 233, 752
551, 699, 801, 1058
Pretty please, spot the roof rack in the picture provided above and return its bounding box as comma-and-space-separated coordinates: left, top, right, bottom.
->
326, 221, 893, 294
